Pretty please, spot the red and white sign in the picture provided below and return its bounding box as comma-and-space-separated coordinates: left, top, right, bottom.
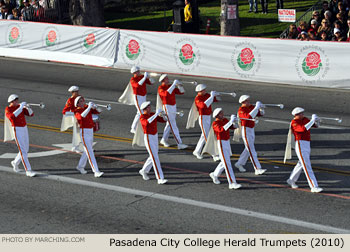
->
227, 5, 237, 20
278, 9, 296, 22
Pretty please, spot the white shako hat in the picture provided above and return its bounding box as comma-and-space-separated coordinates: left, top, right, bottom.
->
213, 108, 223, 118
239, 95, 250, 104
195, 84, 206, 92
68, 85, 79, 92
130, 66, 140, 74
140, 101, 151, 110
292, 107, 305, 116
74, 96, 82, 107
159, 74, 168, 83
8, 94, 19, 103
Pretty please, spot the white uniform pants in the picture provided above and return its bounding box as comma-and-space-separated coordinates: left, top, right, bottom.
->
289, 140, 319, 188
131, 95, 146, 132
141, 133, 164, 180
78, 128, 100, 173
162, 104, 182, 144
237, 126, 261, 170
194, 115, 211, 154
13, 126, 32, 171
213, 140, 237, 184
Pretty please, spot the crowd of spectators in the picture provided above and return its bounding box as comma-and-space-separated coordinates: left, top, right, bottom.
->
0, 0, 50, 22
286, 0, 350, 42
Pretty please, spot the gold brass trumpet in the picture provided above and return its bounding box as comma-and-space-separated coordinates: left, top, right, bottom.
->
95, 104, 112, 111
27, 102, 45, 109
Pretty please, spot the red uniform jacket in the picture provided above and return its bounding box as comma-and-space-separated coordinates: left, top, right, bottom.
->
5, 105, 33, 127
195, 93, 217, 115
62, 96, 78, 114
213, 118, 235, 141
140, 113, 166, 135
291, 117, 316, 141
75, 105, 100, 129
238, 105, 262, 128
130, 75, 151, 96
158, 84, 183, 106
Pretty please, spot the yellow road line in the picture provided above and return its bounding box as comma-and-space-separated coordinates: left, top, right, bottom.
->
1, 119, 349, 176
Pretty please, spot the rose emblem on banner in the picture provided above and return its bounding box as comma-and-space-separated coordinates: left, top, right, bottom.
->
9, 27, 20, 44
179, 44, 196, 65
126, 39, 141, 60
302, 52, 322, 76
237, 48, 255, 71
46, 30, 57, 46
84, 33, 96, 49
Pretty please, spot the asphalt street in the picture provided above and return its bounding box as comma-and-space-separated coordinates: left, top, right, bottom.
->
0, 57, 349, 234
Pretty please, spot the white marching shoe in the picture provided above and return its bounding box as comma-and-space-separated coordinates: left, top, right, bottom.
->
287, 179, 298, 189
212, 156, 220, 162
229, 183, 242, 190
76, 166, 87, 174
193, 151, 203, 159
160, 139, 170, 147
209, 172, 220, 184
130, 128, 136, 134
94, 171, 104, 178
234, 162, 246, 172
139, 169, 150, 181
26, 171, 36, 177
311, 187, 323, 193
157, 179, 168, 184
11, 161, 20, 173
177, 143, 188, 150
255, 169, 267, 175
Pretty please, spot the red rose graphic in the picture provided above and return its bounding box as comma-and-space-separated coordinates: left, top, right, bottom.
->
181, 44, 194, 59
86, 33, 95, 45
240, 48, 254, 64
128, 40, 140, 54
11, 27, 19, 40
47, 30, 56, 43
305, 52, 321, 69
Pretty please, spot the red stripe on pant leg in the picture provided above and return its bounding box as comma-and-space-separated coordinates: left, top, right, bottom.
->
13, 127, 29, 171
200, 115, 207, 142
164, 106, 180, 144
82, 129, 96, 173
146, 134, 161, 179
297, 140, 315, 188
219, 140, 233, 183
243, 127, 258, 170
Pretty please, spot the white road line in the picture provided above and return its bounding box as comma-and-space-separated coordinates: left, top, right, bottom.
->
0, 165, 349, 234
263, 119, 345, 130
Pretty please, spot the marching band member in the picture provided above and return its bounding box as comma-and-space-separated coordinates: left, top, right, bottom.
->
127, 66, 154, 134
157, 74, 188, 149
4, 94, 36, 177
74, 96, 104, 177
187, 83, 220, 161
234, 95, 266, 175
138, 101, 168, 184
62, 85, 82, 153
204, 108, 242, 189
284, 107, 323, 193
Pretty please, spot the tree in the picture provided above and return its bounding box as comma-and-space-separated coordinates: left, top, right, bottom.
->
69, 0, 105, 27
220, 0, 240, 36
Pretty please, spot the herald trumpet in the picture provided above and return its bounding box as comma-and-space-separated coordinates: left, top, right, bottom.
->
181, 80, 198, 85
95, 104, 112, 111
150, 72, 161, 77
27, 102, 45, 109
217, 92, 237, 98
239, 117, 258, 122
160, 110, 184, 117
254, 103, 284, 109
318, 117, 342, 123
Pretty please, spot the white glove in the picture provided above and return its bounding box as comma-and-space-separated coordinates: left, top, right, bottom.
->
144, 72, 149, 78
311, 114, 318, 120
230, 114, 237, 123
210, 91, 216, 97
88, 102, 94, 108
20, 102, 27, 108
156, 108, 163, 115
173, 79, 180, 86
255, 101, 262, 109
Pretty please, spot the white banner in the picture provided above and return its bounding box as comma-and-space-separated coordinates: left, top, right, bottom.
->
0, 20, 118, 67
278, 9, 296, 22
115, 30, 350, 89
